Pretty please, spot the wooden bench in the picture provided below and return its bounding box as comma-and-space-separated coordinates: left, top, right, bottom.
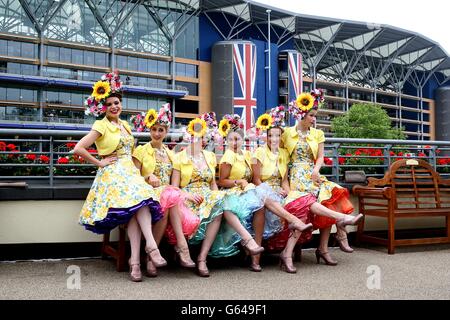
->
101, 225, 127, 272
353, 159, 450, 254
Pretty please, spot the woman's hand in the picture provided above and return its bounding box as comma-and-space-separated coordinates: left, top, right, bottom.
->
98, 156, 118, 168
311, 169, 321, 186
238, 179, 248, 189
279, 189, 288, 198
186, 193, 204, 205
146, 174, 161, 188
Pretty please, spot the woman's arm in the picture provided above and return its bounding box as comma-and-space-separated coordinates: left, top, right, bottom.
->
172, 168, 202, 204
74, 130, 116, 168
218, 163, 247, 189
251, 159, 263, 186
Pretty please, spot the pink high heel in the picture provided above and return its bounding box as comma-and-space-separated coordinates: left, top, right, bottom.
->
145, 246, 167, 268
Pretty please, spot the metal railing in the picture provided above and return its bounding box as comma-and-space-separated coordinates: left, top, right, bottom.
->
1, 128, 449, 187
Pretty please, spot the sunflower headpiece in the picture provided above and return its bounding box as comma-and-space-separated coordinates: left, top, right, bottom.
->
218, 114, 244, 137
288, 89, 325, 120
130, 103, 172, 132
84, 71, 123, 117
183, 112, 221, 146
255, 105, 286, 136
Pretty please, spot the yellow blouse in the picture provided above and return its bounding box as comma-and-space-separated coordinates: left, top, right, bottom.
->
282, 126, 325, 160
253, 145, 289, 182
173, 149, 217, 188
219, 149, 253, 181
132, 143, 175, 178
92, 117, 132, 156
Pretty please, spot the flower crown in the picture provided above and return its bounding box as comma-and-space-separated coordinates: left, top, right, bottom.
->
218, 114, 244, 137
84, 71, 123, 117
183, 112, 221, 145
255, 105, 286, 133
130, 103, 172, 132
288, 89, 325, 120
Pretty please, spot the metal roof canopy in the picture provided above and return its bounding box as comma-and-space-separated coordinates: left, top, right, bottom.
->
200, 0, 450, 90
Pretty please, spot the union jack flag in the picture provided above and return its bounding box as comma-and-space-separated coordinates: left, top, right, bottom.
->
288, 51, 303, 101
233, 43, 257, 131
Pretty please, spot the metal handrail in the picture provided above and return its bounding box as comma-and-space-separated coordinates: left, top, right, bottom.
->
1, 128, 449, 186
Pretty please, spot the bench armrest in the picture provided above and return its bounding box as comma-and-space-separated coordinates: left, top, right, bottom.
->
353, 185, 392, 199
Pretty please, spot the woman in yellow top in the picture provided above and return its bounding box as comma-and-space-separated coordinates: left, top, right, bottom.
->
131, 104, 199, 277
75, 72, 167, 282
283, 90, 362, 265
171, 113, 264, 277
217, 113, 313, 272
252, 106, 363, 273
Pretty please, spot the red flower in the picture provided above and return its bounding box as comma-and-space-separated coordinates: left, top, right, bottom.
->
424, 145, 431, 149
57, 157, 69, 164
345, 153, 352, 157
6, 144, 16, 151
0, 141, 6, 151
338, 157, 345, 165
26, 154, 36, 161
355, 150, 361, 156
397, 152, 403, 156
437, 159, 447, 165
417, 152, 426, 157
389, 151, 396, 156
324, 157, 333, 165
8, 149, 19, 159
39, 155, 50, 163
66, 142, 76, 149
436, 149, 441, 154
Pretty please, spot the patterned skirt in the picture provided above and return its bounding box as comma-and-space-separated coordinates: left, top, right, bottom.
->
79, 157, 163, 234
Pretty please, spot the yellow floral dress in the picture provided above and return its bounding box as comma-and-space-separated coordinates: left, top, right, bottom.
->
289, 138, 353, 229
79, 131, 163, 234
182, 165, 226, 251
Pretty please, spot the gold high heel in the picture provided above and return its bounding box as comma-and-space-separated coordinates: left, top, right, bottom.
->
128, 259, 142, 282
241, 238, 265, 256
145, 246, 167, 268
174, 246, 196, 268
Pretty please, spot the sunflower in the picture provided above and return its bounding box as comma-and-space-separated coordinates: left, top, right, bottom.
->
296, 93, 314, 112
92, 80, 111, 102
144, 109, 158, 128
218, 119, 231, 137
187, 118, 207, 138
256, 114, 273, 131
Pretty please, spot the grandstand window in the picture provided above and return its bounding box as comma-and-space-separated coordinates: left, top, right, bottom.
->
84, 50, 95, 66
0, 39, 6, 55
46, 46, 59, 61
158, 61, 169, 75
95, 51, 107, 67
72, 49, 84, 65
7, 41, 21, 57
138, 58, 148, 73
128, 56, 138, 71
6, 87, 20, 101
148, 59, 157, 73
21, 42, 36, 59
0, 87, 5, 100
60, 47, 71, 63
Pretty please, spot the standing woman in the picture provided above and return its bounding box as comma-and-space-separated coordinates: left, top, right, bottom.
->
217, 113, 313, 272
284, 90, 360, 265
75, 72, 166, 282
171, 113, 263, 277
131, 104, 199, 277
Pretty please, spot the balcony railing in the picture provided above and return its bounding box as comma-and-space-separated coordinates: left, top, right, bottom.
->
1, 128, 449, 187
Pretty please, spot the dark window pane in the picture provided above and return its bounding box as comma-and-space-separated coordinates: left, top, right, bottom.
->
21, 42, 35, 58
7, 41, 21, 57
186, 64, 197, 78
84, 51, 95, 65
72, 49, 83, 64
46, 90, 59, 103
7, 87, 20, 100
128, 56, 137, 71
59, 91, 71, 104
0, 86, 6, 100
176, 63, 185, 76
20, 88, 34, 101
176, 81, 198, 96
95, 52, 107, 67
47, 46, 59, 61
21, 64, 36, 76
116, 55, 127, 69
7, 62, 21, 74
148, 59, 157, 73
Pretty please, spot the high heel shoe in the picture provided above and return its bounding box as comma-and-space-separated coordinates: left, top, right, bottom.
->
128, 259, 142, 282
241, 238, 265, 256
145, 246, 167, 268
315, 249, 338, 266
249, 262, 262, 272
335, 233, 354, 253
196, 259, 210, 277
336, 213, 363, 229
279, 252, 297, 274
174, 246, 196, 268
146, 256, 158, 277
288, 221, 313, 232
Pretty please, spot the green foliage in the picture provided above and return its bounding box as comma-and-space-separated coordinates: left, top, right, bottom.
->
331, 103, 406, 140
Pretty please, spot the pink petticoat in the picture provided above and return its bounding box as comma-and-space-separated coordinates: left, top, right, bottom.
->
161, 186, 200, 245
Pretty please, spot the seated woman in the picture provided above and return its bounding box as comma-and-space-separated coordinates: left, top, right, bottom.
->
253, 107, 363, 273
216, 114, 313, 272
171, 113, 264, 277
284, 90, 362, 265
75, 72, 166, 282
131, 104, 199, 277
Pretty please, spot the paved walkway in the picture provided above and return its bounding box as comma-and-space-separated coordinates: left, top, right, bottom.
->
1, 245, 449, 300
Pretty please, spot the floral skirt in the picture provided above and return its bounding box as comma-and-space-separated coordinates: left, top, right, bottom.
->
265, 194, 316, 251
79, 157, 163, 234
